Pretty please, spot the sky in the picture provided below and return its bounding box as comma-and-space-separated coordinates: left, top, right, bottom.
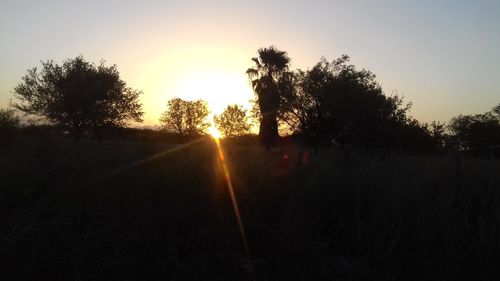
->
1, 0, 499, 126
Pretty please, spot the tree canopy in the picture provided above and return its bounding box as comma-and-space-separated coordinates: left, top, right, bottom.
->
13, 56, 143, 135
274, 55, 414, 147
214, 105, 251, 138
449, 105, 500, 152
159, 98, 210, 136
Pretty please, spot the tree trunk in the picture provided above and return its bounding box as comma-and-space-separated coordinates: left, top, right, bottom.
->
259, 111, 279, 150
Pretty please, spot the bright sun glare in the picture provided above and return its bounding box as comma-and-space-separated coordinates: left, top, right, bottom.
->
135, 47, 255, 125
208, 126, 222, 139
172, 70, 254, 115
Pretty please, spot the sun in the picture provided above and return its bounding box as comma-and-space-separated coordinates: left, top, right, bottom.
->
134, 46, 256, 125
169, 69, 256, 135
171, 69, 254, 115
208, 126, 222, 139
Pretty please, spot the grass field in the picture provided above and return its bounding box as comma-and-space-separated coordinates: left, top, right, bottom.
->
1, 137, 500, 280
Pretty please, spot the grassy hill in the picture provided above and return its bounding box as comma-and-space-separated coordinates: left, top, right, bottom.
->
1, 137, 500, 280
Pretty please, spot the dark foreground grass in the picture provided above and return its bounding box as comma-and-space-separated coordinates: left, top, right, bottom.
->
1, 138, 500, 281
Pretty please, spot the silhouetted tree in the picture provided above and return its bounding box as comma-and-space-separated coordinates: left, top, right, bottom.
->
247, 46, 291, 149
12, 56, 143, 136
214, 105, 251, 138
392, 119, 443, 152
159, 98, 210, 136
427, 121, 448, 149
280, 56, 415, 147
449, 104, 500, 153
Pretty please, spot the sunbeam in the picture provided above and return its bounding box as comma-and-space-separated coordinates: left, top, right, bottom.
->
93, 136, 207, 181
212, 137, 255, 277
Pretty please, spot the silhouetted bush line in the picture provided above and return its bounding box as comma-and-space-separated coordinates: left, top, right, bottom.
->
4, 122, 498, 159
4, 52, 499, 154
10, 125, 206, 144
0, 108, 20, 146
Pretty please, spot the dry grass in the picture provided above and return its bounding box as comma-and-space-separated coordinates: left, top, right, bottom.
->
1, 138, 500, 280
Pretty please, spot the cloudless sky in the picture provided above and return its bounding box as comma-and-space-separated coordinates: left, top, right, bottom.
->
1, 0, 499, 125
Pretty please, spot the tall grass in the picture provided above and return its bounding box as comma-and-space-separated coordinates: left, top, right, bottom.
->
1, 138, 499, 280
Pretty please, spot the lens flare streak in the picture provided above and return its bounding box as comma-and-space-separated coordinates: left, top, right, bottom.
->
213, 137, 253, 272
94, 136, 206, 181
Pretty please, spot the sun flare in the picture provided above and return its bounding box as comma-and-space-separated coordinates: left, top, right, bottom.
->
172, 70, 254, 115
135, 46, 256, 125
208, 126, 222, 139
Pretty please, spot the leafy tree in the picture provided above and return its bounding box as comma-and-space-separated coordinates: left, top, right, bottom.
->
391, 119, 443, 152
214, 105, 251, 138
427, 121, 448, 148
247, 46, 291, 148
159, 98, 210, 136
449, 104, 500, 152
281, 55, 414, 147
12, 56, 143, 136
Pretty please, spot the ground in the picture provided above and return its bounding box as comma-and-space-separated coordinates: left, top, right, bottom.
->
1, 137, 500, 280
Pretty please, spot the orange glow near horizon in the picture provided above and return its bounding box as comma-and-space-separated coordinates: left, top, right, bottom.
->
133, 46, 255, 126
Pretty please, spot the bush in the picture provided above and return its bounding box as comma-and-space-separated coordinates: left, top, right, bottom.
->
0, 108, 20, 144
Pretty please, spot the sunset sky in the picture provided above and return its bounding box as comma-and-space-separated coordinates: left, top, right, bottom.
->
1, 0, 499, 126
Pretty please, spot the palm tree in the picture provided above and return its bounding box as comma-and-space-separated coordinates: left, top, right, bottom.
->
246, 46, 290, 149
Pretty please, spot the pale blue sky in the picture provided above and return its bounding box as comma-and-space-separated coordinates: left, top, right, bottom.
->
1, 0, 499, 124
